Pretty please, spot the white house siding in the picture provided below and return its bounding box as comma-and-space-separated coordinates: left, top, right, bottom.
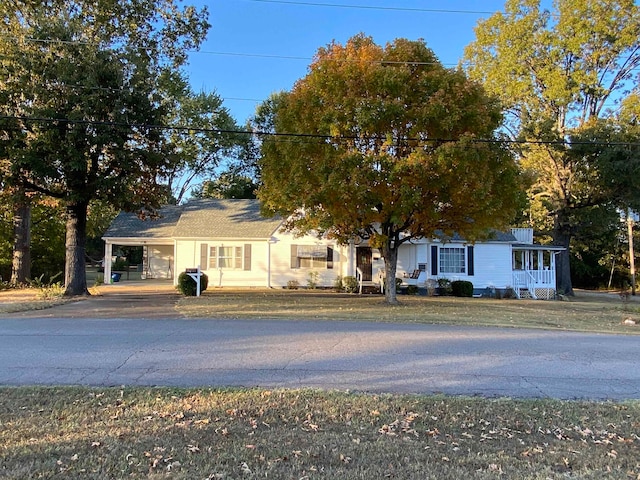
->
395, 241, 513, 290
464, 243, 513, 290
396, 242, 429, 276
174, 240, 272, 287
268, 231, 346, 288
146, 245, 174, 280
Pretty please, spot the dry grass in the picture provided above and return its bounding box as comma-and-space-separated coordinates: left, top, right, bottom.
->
177, 289, 640, 335
1, 386, 638, 479
0, 287, 71, 313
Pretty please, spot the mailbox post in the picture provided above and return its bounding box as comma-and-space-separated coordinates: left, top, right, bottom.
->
185, 266, 202, 297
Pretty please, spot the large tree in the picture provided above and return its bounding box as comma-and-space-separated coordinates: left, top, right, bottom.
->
258, 35, 522, 304
159, 74, 243, 204
0, 0, 209, 295
464, 0, 640, 294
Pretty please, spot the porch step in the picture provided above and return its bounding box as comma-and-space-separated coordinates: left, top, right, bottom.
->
518, 288, 533, 299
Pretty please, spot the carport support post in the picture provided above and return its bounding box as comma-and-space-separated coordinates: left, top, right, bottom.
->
104, 243, 112, 285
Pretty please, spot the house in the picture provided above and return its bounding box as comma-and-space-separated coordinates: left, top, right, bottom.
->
102, 198, 562, 299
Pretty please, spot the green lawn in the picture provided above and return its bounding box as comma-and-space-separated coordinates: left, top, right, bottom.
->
177, 289, 640, 335
1, 387, 638, 479
2, 291, 639, 477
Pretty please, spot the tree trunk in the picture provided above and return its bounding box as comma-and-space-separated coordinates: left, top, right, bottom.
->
382, 239, 399, 305
64, 201, 90, 296
553, 211, 574, 296
10, 200, 32, 284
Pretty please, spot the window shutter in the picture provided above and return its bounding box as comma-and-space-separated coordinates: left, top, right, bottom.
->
291, 244, 298, 269
467, 246, 474, 276
235, 246, 243, 269
200, 244, 208, 270
244, 244, 252, 271
327, 246, 334, 269
431, 246, 438, 276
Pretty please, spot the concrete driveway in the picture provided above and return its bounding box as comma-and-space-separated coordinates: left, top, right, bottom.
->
1, 286, 639, 400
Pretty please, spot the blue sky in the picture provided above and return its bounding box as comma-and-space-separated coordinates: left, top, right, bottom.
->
186, 0, 511, 125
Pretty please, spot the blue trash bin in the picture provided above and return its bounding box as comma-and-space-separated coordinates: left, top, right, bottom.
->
111, 272, 121, 283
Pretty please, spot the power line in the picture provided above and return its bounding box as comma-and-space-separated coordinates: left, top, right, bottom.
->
2, 114, 639, 148
244, 0, 497, 15
0, 36, 461, 67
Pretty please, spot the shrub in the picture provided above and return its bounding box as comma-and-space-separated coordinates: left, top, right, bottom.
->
177, 271, 208, 296
451, 280, 473, 297
307, 271, 319, 289
112, 257, 128, 271
437, 278, 452, 295
502, 286, 516, 299
36, 282, 65, 300
286, 279, 300, 290
343, 276, 358, 293
383, 277, 403, 293
406, 285, 419, 295
333, 275, 344, 292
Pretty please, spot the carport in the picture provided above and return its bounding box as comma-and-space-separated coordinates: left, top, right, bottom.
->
102, 206, 181, 284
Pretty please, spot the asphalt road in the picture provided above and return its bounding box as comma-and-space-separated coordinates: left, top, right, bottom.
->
1, 310, 639, 400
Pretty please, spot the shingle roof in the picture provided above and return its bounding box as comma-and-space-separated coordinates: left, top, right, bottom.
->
173, 199, 282, 239
103, 199, 282, 240
103, 205, 182, 239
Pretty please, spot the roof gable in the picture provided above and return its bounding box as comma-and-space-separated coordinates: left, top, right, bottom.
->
103, 199, 282, 240
173, 199, 282, 239
103, 205, 182, 239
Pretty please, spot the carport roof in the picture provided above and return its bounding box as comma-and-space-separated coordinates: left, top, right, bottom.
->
103, 199, 283, 240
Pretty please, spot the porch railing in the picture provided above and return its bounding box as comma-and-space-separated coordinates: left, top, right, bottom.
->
513, 269, 555, 290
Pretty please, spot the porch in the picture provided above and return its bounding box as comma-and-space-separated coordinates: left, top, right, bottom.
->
512, 246, 563, 299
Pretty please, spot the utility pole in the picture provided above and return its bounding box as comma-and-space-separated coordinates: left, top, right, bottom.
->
628, 210, 636, 296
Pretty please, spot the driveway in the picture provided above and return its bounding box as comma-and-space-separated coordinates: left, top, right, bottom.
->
1, 285, 639, 400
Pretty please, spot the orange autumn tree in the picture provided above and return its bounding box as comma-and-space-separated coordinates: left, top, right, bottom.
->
258, 35, 522, 304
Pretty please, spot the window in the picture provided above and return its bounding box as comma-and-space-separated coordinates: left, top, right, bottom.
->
291, 245, 333, 269
202, 244, 251, 270
439, 247, 466, 274
214, 246, 242, 269
431, 245, 474, 276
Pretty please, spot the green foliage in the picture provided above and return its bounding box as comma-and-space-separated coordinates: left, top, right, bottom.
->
257, 35, 521, 305
112, 257, 129, 272
306, 271, 319, 289
286, 279, 300, 290
195, 172, 258, 200
27, 272, 63, 289
0, 199, 12, 281
451, 280, 474, 297
177, 271, 208, 296
342, 276, 358, 293
464, 0, 640, 294
436, 278, 452, 295
162, 87, 244, 203
333, 275, 344, 292
36, 282, 65, 300
0, 0, 210, 295
406, 285, 419, 295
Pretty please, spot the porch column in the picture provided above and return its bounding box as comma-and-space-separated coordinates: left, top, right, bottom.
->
104, 242, 112, 285
267, 239, 272, 288
538, 250, 543, 270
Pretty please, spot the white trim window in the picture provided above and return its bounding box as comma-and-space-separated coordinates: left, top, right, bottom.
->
439, 247, 466, 274
200, 244, 252, 270
291, 245, 334, 269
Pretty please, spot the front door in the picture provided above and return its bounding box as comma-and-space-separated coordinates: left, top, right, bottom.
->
356, 247, 372, 281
